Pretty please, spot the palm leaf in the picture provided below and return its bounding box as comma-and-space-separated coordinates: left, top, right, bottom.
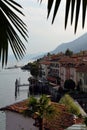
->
47, 0, 54, 18
82, 0, 87, 28
52, 0, 61, 24
75, 0, 81, 33
41, 0, 87, 33
0, 0, 28, 66
65, 0, 71, 29
71, 0, 75, 25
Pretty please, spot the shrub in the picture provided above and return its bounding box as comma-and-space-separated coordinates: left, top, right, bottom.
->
64, 79, 76, 90
59, 94, 81, 116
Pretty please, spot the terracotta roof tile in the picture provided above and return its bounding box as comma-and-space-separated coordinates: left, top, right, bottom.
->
40, 61, 50, 65
0, 100, 83, 130
0, 100, 28, 113
44, 103, 76, 130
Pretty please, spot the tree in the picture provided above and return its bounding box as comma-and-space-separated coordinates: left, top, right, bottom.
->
23, 95, 54, 130
30, 62, 39, 78
47, 52, 51, 56
65, 49, 73, 56
0, 0, 28, 66
64, 79, 76, 91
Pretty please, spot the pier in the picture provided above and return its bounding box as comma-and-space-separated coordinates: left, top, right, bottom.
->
15, 78, 29, 97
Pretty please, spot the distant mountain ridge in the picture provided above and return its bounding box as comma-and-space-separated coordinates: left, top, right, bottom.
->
7, 33, 87, 64
30, 33, 87, 60
51, 33, 87, 54
8, 52, 47, 64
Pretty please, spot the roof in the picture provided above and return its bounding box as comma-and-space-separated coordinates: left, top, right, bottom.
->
0, 100, 28, 113
0, 99, 83, 130
44, 102, 84, 130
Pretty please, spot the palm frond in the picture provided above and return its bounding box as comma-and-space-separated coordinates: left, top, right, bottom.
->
41, 0, 87, 33
82, 0, 87, 28
75, 0, 81, 33
47, 0, 54, 18
52, 0, 61, 24
71, 0, 75, 25
65, 0, 71, 29
0, 0, 28, 66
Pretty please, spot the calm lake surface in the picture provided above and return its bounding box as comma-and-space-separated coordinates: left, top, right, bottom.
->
0, 67, 30, 130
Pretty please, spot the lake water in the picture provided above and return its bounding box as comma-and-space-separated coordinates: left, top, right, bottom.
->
0, 67, 30, 130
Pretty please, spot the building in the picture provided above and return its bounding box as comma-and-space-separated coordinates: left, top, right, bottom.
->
59, 56, 77, 87
39, 52, 87, 91
0, 100, 38, 130
47, 58, 60, 84
77, 64, 87, 92
39, 60, 50, 80
0, 99, 84, 130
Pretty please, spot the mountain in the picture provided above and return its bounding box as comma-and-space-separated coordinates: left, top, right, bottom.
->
26, 33, 87, 60
7, 33, 87, 65
51, 33, 87, 54
7, 52, 46, 65
30, 52, 47, 60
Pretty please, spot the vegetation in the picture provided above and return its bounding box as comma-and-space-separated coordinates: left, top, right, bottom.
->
0, 0, 28, 66
45, 0, 87, 33
64, 79, 76, 91
84, 117, 87, 126
65, 49, 73, 56
22, 61, 39, 77
23, 95, 55, 130
29, 62, 39, 78
59, 94, 81, 116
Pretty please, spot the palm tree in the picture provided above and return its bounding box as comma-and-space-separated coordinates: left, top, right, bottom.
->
45, 0, 87, 33
0, 0, 28, 66
23, 95, 54, 130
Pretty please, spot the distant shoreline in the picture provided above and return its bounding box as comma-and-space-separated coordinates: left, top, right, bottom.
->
5, 65, 22, 69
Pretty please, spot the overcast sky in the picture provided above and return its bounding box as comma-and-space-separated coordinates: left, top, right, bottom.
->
10, 0, 87, 56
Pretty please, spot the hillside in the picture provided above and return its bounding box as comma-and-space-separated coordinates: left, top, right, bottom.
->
51, 33, 87, 54
7, 33, 87, 63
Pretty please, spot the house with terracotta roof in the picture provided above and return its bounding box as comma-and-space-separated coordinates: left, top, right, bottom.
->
0, 100, 38, 130
46, 54, 64, 85
59, 56, 77, 88
0, 99, 84, 130
39, 55, 78, 88
39, 53, 87, 92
